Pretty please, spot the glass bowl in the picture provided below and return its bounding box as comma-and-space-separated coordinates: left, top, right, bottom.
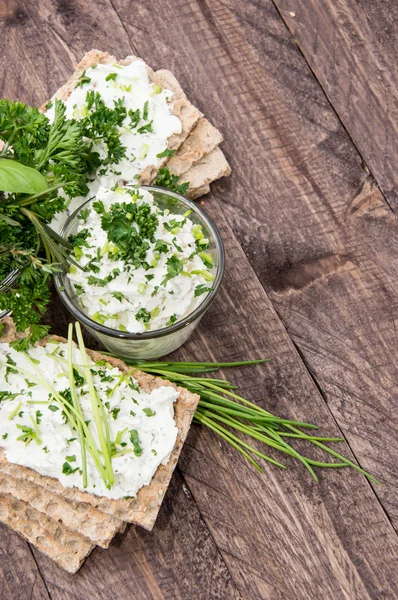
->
54, 185, 225, 359
0, 269, 20, 321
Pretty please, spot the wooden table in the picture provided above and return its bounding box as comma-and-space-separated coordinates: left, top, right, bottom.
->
1, 1, 398, 598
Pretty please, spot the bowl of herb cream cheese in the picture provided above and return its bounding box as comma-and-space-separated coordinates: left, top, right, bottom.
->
55, 185, 224, 359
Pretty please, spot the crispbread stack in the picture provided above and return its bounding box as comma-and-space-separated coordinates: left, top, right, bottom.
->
0, 318, 199, 572
41, 50, 231, 199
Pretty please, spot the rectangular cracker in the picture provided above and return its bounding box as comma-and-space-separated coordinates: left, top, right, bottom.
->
41, 49, 230, 199
166, 118, 223, 177
0, 466, 125, 548
0, 318, 199, 530
186, 184, 211, 200
182, 146, 231, 196
41, 49, 203, 186
0, 492, 94, 573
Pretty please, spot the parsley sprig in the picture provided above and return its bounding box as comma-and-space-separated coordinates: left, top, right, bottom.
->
0, 99, 97, 348
154, 167, 189, 195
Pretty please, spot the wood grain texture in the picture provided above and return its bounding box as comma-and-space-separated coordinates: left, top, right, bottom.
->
273, 0, 398, 211
30, 471, 241, 600
1, 0, 398, 599
0, 523, 51, 600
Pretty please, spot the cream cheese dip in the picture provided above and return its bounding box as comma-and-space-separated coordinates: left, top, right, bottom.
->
67, 186, 214, 333
47, 60, 182, 232
0, 341, 178, 499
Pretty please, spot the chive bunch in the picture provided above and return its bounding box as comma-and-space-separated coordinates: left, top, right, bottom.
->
113, 357, 377, 483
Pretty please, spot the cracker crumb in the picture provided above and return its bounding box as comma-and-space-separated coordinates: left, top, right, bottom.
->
200, 200, 205, 206
289, 11, 296, 17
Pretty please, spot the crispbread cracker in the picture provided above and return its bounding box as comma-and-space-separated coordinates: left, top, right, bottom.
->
40, 49, 230, 197
186, 184, 211, 200
41, 49, 202, 186
0, 318, 199, 530
182, 146, 231, 194
0, 492, 93, 573
167, 118, 223, 177
0, 467, 125, 548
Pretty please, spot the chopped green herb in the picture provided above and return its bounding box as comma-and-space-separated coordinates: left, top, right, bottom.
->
161, 256, 183, 286
142, 100, 149, 121
129, 429, 143, 456
76, 71, 91, 87
111, 407, 121, 420
0, 391, 20, 402
16, 424, 41, 445
74, 284, 85, 296
166, 314, 178, 327
194, 284, 212, 297
135, 308, 151, 323
137, 121, 153, 134
62, 461, 79, 475
156, 148, 176, 158
143, 408, 156, 417
154, 167, 189, 195
77, 208, 90, 223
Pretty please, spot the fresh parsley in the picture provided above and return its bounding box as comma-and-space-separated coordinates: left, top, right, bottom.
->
154, 167, 189, 195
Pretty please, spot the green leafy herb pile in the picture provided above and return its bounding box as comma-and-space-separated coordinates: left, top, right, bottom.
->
0, 99, 97, 348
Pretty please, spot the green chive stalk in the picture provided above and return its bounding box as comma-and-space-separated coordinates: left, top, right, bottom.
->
106, 355, 378, 484
75, 322, 114, 488
67, 323, 88, 488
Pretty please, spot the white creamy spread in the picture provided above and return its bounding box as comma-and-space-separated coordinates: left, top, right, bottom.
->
0, 342, 179, 499
47, 60, 182, 231
67, 186, 214, 333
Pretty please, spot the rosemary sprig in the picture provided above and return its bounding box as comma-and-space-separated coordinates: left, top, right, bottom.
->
106, 355, 378, 484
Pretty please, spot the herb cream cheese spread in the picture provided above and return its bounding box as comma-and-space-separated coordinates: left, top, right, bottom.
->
67, 186, 214, 333
0, 341, 178, 499
47, 60, 182, 231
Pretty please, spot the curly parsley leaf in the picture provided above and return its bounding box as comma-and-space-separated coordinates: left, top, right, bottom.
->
154, 167, 189, 195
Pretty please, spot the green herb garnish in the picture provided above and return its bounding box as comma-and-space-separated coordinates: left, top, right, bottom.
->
0, 99, 97, 347
129, 429, 143, 456
154, 167, 189, 195
62, 461, 79, 475
156, 148, 176, 158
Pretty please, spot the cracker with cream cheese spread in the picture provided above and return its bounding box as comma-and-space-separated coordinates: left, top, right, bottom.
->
0, 317, 199, 571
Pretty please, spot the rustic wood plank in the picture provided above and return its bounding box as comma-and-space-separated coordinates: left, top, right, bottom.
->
2, 1, 398, 599
0, 524, 51, 600
273, 0, 398, 210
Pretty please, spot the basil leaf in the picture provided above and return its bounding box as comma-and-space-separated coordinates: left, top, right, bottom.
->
0, 158, 49, 194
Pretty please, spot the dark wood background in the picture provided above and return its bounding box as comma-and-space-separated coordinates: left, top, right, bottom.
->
1, 0, 398, 598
